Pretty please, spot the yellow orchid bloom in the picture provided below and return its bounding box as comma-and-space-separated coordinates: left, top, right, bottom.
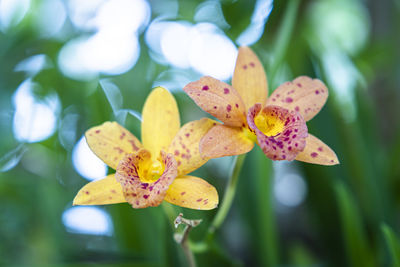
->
73, 87, 218, 210
183, 46, 339, 165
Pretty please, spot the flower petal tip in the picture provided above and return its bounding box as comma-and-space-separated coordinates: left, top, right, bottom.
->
164, 176, 219, 210
295, 134, 339, 166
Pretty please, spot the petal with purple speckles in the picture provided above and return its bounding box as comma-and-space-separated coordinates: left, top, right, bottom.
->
73, 174, 126, 205
295, 134, 339, 165
167, 118, 217, 176
183, 76, 247, 127
232, 46, 268, 110
247, 104, 308, 161
85, 121, 143, 169
266, 76, 328, 121
199, 124, 254, 158
164, 175, 219, 210
115, 149, 177, 209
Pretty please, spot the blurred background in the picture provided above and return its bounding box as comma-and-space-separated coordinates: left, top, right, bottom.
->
0, 0, 399, 266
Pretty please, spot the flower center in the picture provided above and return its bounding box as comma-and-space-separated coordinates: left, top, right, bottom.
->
254, 112, 285, 137
139, 159, 164, 183
149, 160, 163, 178
243, 126, 257, 143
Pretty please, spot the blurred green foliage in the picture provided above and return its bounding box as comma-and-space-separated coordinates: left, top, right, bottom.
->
1, 0, 400, 266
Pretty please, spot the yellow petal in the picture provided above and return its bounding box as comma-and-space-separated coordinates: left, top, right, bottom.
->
267, 76, 328, 121
200, 124, 254, 158
85, 122, 143, 169
164, 175, 218, 210
295, 134, 339, 165
168, 118, 217, 176
232, 46, 268, 110
183, 76, 247, 127
73, 174, 126, 205
142, 87, 180, 158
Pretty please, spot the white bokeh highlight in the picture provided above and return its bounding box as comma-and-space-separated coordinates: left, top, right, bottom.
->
0, 0, 30, 32
72, 135, 107, 181
94, 0, 150, 34
146, 21, 237, 81
66, 0, 105, 31
189, 23, 237, 80
274, 173, 307, 207
12, 80, 59, 143
59, 0, 150, 80
62, 206, 113, 235
322, 50, 359, 122
160, 22, 193, 68
194, 0, 230, 30
237, 0, 273, 46
14, 54, 52, 76
33, 0, 66, 37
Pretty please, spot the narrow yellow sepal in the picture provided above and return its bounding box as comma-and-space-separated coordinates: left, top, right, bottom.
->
141, 87, 180, 158
295, 134, 339, 165
232, 46, 268, 110
164, 176, 219, 210
73, 174, 126, 205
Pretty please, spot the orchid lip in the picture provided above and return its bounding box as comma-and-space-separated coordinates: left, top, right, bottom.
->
247, 103, 308, 161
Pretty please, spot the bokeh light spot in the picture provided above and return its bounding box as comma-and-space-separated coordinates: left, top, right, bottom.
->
33, 0, 66, 37
72, 135, 107, 181
147, 21, 237, 80
189, 23, 237, 80
236, 0, 273, 46
0, 0, 30, 32
12, 80, 59, 143
274, 174, 307, 207
62, 206, 113, 235
94, 0, 150, 34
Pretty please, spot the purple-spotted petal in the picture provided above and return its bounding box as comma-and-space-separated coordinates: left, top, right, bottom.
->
266, 76, 328, 122
115, 149, 177, 209
247, 104, 308, 161
183, 76, 247, 127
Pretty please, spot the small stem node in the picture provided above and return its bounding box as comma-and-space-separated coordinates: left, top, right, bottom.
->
174, 213, 202, 267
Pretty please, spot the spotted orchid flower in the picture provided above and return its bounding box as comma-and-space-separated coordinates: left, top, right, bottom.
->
73, 87, 218, 210
183, 47, 339, 165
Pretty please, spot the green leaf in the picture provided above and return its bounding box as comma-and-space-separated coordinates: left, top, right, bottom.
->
0, 144, 28, 172
100, 79, 123, 114
381, 224, 400, 267
335, 181, 375, 267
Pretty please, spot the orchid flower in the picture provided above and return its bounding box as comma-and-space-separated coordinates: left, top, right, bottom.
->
183, 46, 339, 165
73, 87, 218, 209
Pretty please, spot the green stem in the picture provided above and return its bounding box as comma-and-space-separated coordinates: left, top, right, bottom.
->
161, 203, 198, 267
207, 154, 246, 237
180, 225, 197, 267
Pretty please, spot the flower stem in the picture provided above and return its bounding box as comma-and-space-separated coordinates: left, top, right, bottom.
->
162, 204, 200, 267
174, 213, 202, 267
207, 154, 246, 237
180, 225, 197, 267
